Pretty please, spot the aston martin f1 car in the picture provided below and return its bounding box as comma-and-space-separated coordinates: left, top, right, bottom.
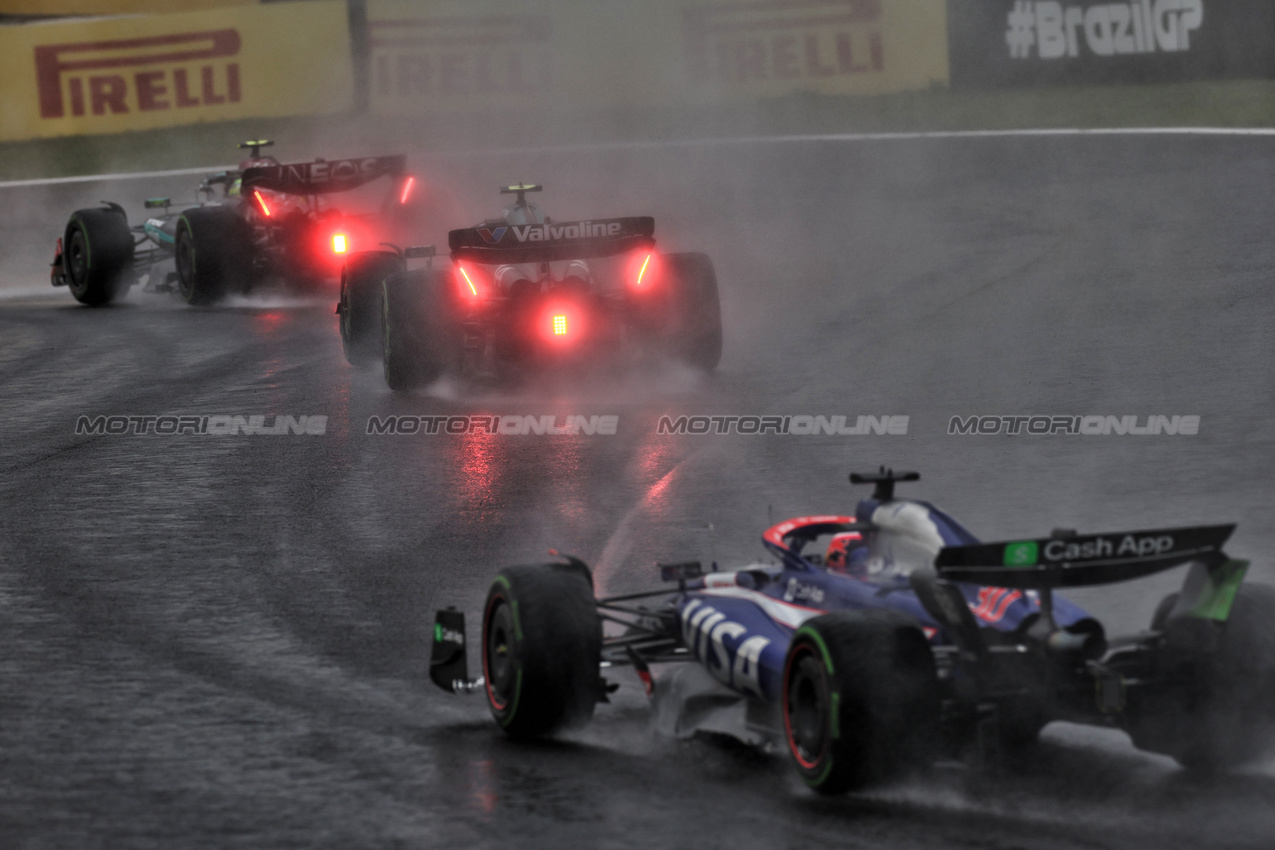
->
51, 140, 418, 306
429, 468, 1273, 794
338, 184, 722, 386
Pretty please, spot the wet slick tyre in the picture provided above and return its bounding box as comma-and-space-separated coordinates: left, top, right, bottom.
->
1132, 583, 1275, 770
382, 269, 459, 391
482, 563, 602, 739
782, 610, 939, 794
339, 251, 403, 366
664, 252, 722, 371
175, 207, 254, 305
64, 207, 134, 305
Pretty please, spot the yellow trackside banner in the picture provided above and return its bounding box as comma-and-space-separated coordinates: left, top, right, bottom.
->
680, 0, 949, 100
366, 0, 560, 112
0, 1, 254, 14
0, 1, 352, 142
366, 0, 948, 116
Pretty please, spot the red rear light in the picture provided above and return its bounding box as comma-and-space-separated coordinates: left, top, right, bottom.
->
253, 190, 271, 217
332, 233, 347, 254
541, 304, 581, 343
399, 176, 415, 205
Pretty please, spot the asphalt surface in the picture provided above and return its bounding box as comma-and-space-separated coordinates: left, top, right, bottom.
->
1, 133, 1274, 849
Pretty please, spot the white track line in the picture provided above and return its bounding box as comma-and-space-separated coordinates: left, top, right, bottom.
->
469, 126, 1275, 157
1, 126, 1272, 189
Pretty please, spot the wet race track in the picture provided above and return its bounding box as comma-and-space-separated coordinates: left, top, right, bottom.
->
1, 133, 1274, 848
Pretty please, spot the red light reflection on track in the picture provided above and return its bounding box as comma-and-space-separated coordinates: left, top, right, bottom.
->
254, 311, 284, 331
449, 430, 505, 524
251, 311, 288, 393
466, 759, 497, 815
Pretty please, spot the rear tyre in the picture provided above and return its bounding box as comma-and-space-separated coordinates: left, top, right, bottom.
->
1131, 583, 1275, 770
339, 251, 403, 367
64, 207, 134, 306
782, 610, 939, 794
382, 269, 459, 391
482, 563, 602, 739
663, 252, 722, 372
994, 697, 1048, 760
174, 207, 254, 305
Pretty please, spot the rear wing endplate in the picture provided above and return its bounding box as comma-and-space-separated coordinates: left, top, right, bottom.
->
449, 216, 655, 264
242, 155, 406, 195
935, 524, 1235, 588
1171, 557, 1249, 623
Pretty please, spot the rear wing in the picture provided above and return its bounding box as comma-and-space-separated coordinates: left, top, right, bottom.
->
924, 522, 1247, 656
242, 155, 406, 195
935, 524, 1235, 588
449, 216, 655, 264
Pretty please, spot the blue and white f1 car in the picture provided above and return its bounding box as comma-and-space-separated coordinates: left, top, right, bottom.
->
429, 469, 1273, 794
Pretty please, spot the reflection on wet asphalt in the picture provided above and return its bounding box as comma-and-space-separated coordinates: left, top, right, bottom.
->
1, 134, 1273, 848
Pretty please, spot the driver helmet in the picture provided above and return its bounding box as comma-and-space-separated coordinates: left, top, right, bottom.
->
231, 153, 281, 199
826, 532, 866, 573
238, 154, 280, 172
234, 153, 280, 197
504, 201, 547, 226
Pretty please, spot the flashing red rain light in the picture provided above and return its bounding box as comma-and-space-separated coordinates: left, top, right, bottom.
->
552, 314, 568, 336
253, 190, 271, 217
400, 176, 415, 205
458, 265, 479, 297
332, 233, 348, 254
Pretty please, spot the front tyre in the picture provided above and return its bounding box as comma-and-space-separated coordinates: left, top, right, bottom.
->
482, 563, 602, 739
64, 207, 134, 305
339, 251, 403, 366
174, 207, 254, 305
782, 610, 939, 794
